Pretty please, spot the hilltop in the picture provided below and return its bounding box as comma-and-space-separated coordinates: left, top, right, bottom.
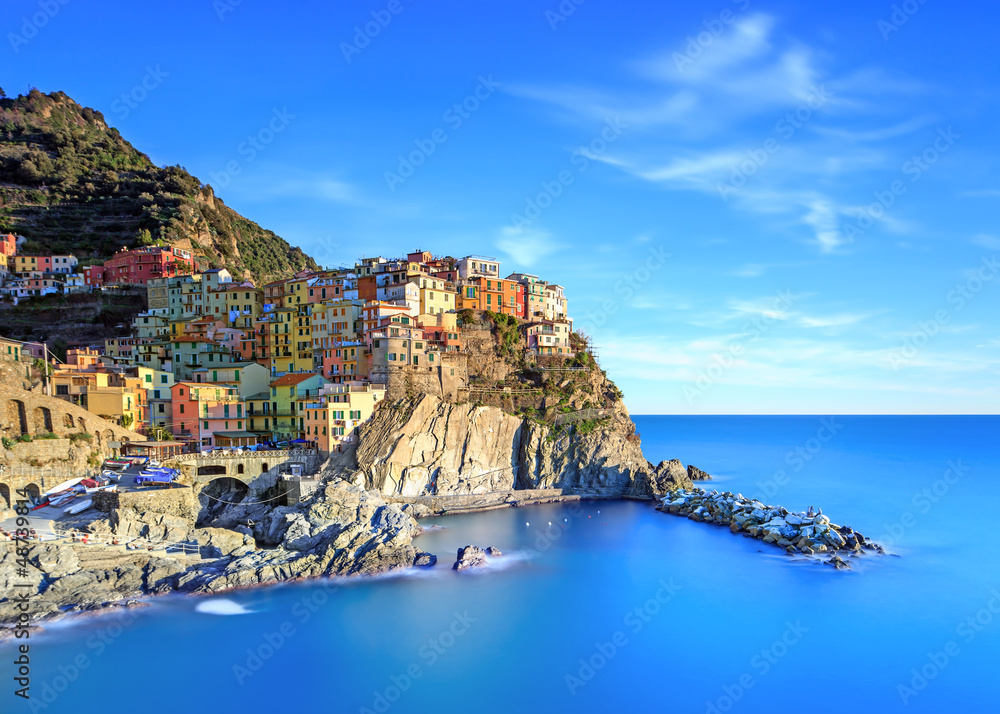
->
0, 89, 317, 282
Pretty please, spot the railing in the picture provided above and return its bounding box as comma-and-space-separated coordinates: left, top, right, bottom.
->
172, 447, 316, 461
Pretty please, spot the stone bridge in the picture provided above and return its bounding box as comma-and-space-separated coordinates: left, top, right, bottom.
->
168, 449, 324, 496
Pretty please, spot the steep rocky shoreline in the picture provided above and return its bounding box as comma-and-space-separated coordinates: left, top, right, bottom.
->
354, 394, 695, 499
0, 479, 423, 628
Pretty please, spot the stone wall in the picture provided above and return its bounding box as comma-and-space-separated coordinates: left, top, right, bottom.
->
383, 353, 468, 402
0, 360, 141, 499
93, 487, 199, 523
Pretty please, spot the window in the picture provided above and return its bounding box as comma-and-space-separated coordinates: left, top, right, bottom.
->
204, 421, 209, 429
180, 404, 185, 414
144, 374, 152, 383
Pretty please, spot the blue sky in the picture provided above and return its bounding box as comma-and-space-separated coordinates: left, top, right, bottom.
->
5, 0, 999, 414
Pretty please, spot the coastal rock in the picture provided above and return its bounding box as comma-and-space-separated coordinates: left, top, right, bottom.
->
826, 556, 851, 571
414, 552, 437, 567
651, 460, 694, 495
687, 465, 713, 481
485, 547, 503, 557
453, 545, 488, 571
1, 479, 423, 626
191, 528, 256, 559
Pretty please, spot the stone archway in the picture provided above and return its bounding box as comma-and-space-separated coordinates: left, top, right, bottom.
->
261, 462, 269, 474
8, 400, 27, 435
77, 416, 88, 432
23, 483, 41, 504
33, 406, 53, 435
0, 483, 10, 509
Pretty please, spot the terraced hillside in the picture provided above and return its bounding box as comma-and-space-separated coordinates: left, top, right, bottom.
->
0, 89, 317, 282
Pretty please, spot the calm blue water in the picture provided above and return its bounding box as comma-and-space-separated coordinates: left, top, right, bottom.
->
10, 416, 1000, 713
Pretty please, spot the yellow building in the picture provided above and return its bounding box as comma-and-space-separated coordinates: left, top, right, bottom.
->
207, 283, 264, 329
268, 306, 313, 374
417, 275, 454, 315
299, 381, 385, 455
53, 370, 146, 427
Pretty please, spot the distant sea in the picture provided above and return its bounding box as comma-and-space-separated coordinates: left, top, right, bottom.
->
13, 416, 1000, 713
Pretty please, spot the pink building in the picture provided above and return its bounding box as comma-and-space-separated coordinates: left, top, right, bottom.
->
170, 381, 247, 448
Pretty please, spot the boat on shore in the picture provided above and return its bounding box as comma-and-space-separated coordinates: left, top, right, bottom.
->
43, 477, 85, 497
64, 498, 93, 515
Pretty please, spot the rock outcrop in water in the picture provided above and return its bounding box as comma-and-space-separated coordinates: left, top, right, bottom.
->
452, 545, 502, 571
657, 488, 884, 568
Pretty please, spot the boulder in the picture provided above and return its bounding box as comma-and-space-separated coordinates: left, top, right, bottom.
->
687, 465, 712, 481
826, 556, 851, 571
414, 552, 437, 567
485, 547, 502, 557
453, 545, 488, 571
650, 460, 694, 495
191, 528, 256, 559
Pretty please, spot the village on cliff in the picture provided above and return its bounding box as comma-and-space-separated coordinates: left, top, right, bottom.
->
0, 236, 574, 458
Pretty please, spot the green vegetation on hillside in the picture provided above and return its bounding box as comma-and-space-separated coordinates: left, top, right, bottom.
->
0, 89, 317, 281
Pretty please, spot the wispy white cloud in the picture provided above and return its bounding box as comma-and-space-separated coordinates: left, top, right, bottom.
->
971, 234, 1000, 249
495, 227, 563, 268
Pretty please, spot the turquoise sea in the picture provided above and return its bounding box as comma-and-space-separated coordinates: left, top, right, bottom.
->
10, 416, 1000, 713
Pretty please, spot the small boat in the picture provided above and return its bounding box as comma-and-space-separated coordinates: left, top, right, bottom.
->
65, 499, 93, 515
85, 484, 117, 494
49, 492, 77, 507
43, 477, 85, 497
102, 470, 121, 482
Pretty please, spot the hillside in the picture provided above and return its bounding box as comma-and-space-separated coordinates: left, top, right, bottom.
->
0, 89, 317, 282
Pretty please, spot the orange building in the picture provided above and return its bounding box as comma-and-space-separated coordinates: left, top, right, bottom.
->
457, 277, 524, 318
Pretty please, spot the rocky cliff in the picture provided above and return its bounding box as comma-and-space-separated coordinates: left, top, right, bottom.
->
354, 393, 691, 499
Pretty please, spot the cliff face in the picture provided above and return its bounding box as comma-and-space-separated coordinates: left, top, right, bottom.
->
355, 394, 671, 498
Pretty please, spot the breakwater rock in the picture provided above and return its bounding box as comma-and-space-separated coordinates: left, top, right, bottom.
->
657, 488, 884, 569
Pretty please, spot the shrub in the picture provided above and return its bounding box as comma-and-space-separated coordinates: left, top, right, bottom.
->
69, 432, 93, 444
2, 437, 16, 450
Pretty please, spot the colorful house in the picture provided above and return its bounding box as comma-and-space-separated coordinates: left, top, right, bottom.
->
265, 372, 329, 441
523, 319, 575, 356
299, 381, 386, 454
13, 255, 52, 275
102, 246, 195, 286
136, 366, 175, 429
170, 381, 246, 448
191, 361, 270, 399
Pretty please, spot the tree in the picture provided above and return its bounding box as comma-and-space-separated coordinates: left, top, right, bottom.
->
0, 87, 6, 99
120, 414, 134, 429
